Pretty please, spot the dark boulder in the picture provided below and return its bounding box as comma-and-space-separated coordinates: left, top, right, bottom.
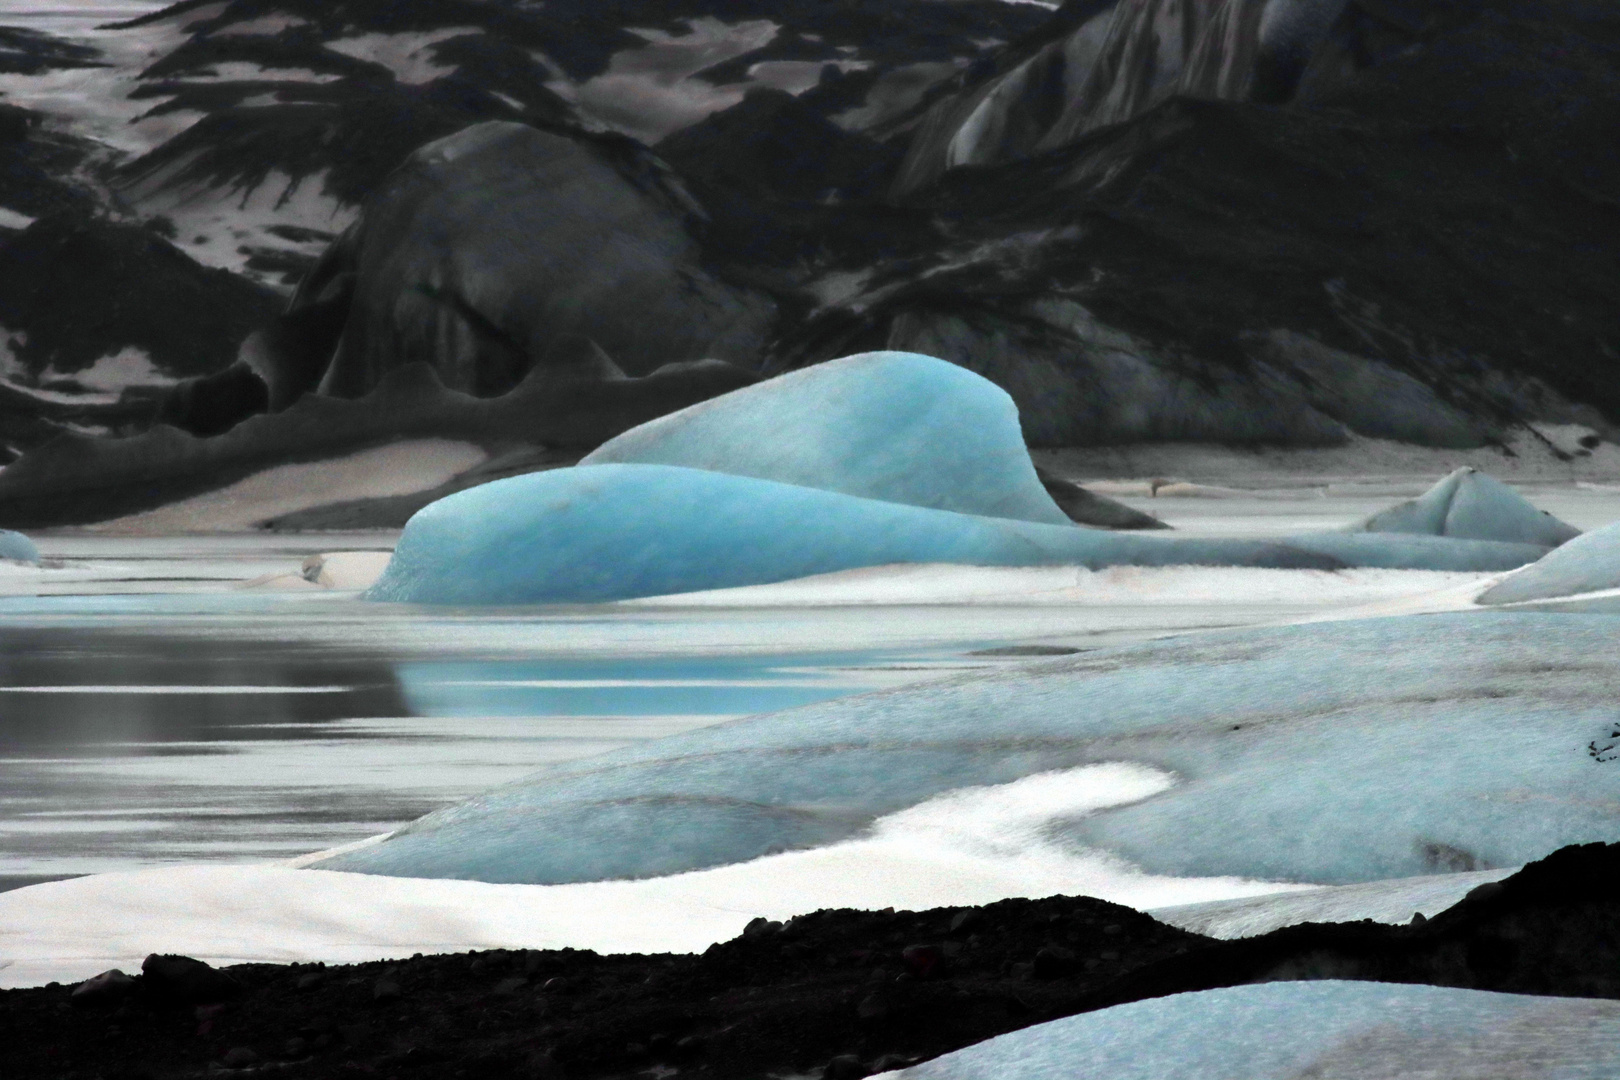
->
254, 120, 776, 404
140, 953, 243, 1006
1036, 466, 1168, 530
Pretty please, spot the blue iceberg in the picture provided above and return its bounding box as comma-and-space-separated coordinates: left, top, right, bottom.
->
317, 612, 1620, 885
1351, 466, 1579, 547
363, 464, 1548, 605
875, 982, 1620, 1080
581, 351, 1073, 525
1480, 519, 1620, 605
0, 529, 38, 564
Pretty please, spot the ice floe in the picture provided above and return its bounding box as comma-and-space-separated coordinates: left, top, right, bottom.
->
316, 611, 1620, 885
1350, 466, 1581, 547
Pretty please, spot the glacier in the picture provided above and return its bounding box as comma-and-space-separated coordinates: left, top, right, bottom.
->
1350, 466, 1580, 547
581, 352, 1073, 525
0, 529, 38, 563
872, 981, 1620, 1080
1480, 519, 1620, 605
315, 612, 1620, 885
363, 464, 1552, 605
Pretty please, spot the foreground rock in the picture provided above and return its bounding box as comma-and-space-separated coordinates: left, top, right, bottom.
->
6, 843, 1620, 1079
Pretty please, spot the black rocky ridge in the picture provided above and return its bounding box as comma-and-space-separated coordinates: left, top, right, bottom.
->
4, 842, 1620, 1079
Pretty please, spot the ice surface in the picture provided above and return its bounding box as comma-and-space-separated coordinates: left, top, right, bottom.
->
367, 464, 1547, 605
1351, 466, 1580, 546
0, 530, 39, 564
0, 763, 1304, 988
873, 981, 1620, 1080
1151, 866, 1516, 939
317, 612, 1620, 885
581, 352, 1073, 526
1479, 519, 1620, 605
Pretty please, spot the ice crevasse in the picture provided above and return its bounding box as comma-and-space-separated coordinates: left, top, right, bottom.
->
366, 352, 1560, 605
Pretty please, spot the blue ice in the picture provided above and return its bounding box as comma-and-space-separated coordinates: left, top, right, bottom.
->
581, 352, 1073, 525
365, 464, 1546, 605
0, 529, 38, 563
317, 612, 1620, 885
1480, 520, 1620, 605
1351, 466, 1580, 547
875, 982, 1620, 1080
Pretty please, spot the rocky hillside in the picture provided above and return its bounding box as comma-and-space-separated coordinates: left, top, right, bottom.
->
0, 0, 1615, 491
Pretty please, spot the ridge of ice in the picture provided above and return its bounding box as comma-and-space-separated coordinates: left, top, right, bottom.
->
582, 352, 1073, 526
1480, 519, 1620, 605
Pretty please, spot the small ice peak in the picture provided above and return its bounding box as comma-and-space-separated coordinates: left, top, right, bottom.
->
0, 207, 36, 231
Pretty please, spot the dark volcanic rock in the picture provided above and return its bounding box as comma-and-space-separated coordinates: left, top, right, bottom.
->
140, 954, 242, 1006
283, 120, 775, 399
0, 215, 281, 380
5, 844, 1620, 1079
775, 0, 1620, 447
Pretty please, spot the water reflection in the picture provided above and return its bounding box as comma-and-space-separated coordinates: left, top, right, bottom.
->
0, 630, 410, 754
0, 625, 907, 877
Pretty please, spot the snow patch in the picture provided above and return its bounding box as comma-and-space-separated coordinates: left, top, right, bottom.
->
569, 18, 780, 142
324, 27, 480, 86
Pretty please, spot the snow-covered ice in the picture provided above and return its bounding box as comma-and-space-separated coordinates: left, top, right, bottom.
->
1480, 519, 1620, 605
872, 981, 1620, 1080
583, 352, 1072, 525
317, 611, 1620, 885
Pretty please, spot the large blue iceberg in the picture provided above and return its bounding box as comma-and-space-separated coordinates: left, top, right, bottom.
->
875, 982, 1620, 1080
366, 354, 1568, 605
581, 351, 1073, 525
317, 612, 1620, 885
364, 464, 1549, 605
1351, 466, 1580, 547
0, 529, 38, 564
1480, 519, 1620, 605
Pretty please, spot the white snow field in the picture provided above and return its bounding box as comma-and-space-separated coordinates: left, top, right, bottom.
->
871, 981, 1620, 1080
0, 762, 1308, 989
